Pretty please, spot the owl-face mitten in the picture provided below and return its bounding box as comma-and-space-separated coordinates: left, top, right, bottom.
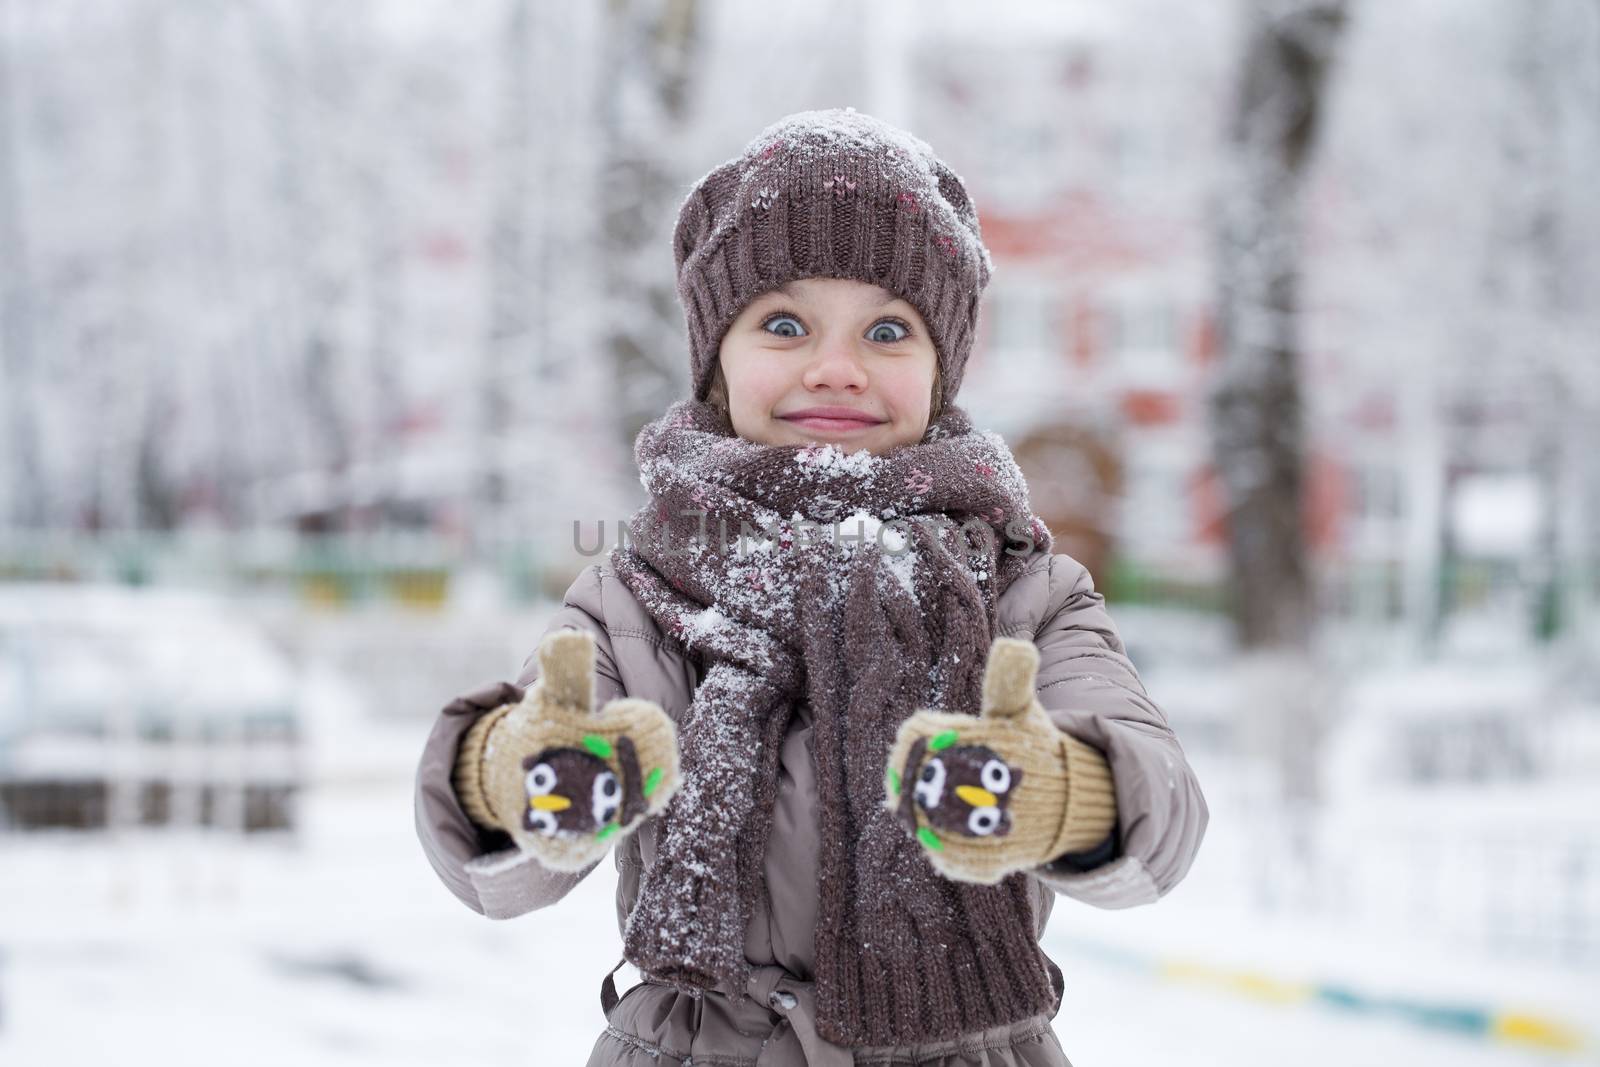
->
883, 636, 1117, 885
452, 629, 681, 872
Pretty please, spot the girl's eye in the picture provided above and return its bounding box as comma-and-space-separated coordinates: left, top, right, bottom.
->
868, 320, 910, 343
761, 314, 806, 338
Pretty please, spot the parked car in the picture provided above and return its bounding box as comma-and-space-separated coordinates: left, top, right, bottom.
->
0, 583, 303, 832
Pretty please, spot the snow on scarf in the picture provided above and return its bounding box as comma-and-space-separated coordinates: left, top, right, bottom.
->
608, 397, 1066, 1046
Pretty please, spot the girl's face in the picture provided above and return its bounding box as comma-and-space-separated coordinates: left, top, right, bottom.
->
715, 277, 939, 456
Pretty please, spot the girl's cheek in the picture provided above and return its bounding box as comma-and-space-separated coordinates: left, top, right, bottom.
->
750, 371, 791, 406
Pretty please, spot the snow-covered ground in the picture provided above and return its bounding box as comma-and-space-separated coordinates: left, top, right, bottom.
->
2, 710, 1595, 1066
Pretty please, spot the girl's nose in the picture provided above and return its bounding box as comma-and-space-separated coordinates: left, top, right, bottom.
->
801, 337, 869, 392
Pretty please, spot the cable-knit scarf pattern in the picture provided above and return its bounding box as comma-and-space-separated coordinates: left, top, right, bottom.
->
609, 397, 1064, 1046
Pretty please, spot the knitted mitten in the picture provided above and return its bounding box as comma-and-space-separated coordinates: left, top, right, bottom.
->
883, 636, 1117, 885
452, 629, 681, 872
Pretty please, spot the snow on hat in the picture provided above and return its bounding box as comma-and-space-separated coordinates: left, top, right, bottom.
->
672, 107, 994, 411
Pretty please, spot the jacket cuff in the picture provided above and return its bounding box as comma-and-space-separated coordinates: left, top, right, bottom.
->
1050, 732, 1118, 856
1044, 826, 1119, 873
452, 704, 515, 833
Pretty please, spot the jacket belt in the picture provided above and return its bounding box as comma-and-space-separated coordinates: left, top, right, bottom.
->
733, 962, 854, 1066
602, 956, 853, 1065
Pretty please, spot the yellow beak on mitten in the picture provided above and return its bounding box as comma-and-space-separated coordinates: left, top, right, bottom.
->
884, 637, 1118, 885
453, 629, 681, 872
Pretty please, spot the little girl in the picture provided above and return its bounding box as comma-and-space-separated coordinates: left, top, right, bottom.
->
415, 108, 1209, 1066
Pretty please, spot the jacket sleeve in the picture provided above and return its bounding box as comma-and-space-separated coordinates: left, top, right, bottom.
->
1025, 553, 1209, 908
413, 565, 621, 919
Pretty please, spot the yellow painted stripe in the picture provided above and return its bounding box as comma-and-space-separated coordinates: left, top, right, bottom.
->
1160, 960, 1314, 1005
1493, 1013, 1586, 1052
1226, 972, 1315, 1005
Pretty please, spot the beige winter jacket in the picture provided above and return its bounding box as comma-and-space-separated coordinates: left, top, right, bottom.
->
414, 548, 1208, 1065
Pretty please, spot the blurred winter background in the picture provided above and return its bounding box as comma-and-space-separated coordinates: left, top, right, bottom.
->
0, 0, 1596, 1064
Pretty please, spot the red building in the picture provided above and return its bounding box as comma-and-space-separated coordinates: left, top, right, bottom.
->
909, 26, 1348, 578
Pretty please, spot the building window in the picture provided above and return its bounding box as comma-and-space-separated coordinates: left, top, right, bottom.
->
1119, 457, 1192, 553
981, 118, 1062, 208
1110, 297, 1176, 353
1110, 122, 1164, 183
988, 281, 1060, 356
1354, 464, 1402, 521
1107, 293, 1182, 383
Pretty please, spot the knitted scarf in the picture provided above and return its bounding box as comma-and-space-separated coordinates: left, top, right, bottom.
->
609, 397, 1063, 1047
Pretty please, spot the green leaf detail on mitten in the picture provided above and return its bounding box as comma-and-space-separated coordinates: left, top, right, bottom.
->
887, 767, 900, 795
643, 766, 663, 797
929, 730, 958, 752
582, 734, 614, 759
917, 826, 943, 851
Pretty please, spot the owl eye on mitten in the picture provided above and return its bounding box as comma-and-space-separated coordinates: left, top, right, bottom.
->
452, 629, 681, 872
883, 636, 1117, 885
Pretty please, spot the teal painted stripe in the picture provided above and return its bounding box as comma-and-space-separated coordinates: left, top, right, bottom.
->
1313, 984, 1489, 1035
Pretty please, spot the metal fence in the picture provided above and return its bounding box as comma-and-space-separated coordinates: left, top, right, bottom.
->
0, 530, 552, 608
4, 533, 1595, 638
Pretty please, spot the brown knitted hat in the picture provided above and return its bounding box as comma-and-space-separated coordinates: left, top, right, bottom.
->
672, 107, 994, 411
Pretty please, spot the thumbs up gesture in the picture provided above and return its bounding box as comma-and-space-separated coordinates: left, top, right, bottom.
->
883, 637, 1117, 885
453, 629, 681, 871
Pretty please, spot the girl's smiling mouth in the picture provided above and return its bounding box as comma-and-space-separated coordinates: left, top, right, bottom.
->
778, 406, 886, 433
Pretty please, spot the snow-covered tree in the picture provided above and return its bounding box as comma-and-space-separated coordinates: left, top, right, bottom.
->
1209, 0, 1348, 655
597, 0, 704, 450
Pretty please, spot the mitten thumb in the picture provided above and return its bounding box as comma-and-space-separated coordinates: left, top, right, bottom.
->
980, 637, 1040, 721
